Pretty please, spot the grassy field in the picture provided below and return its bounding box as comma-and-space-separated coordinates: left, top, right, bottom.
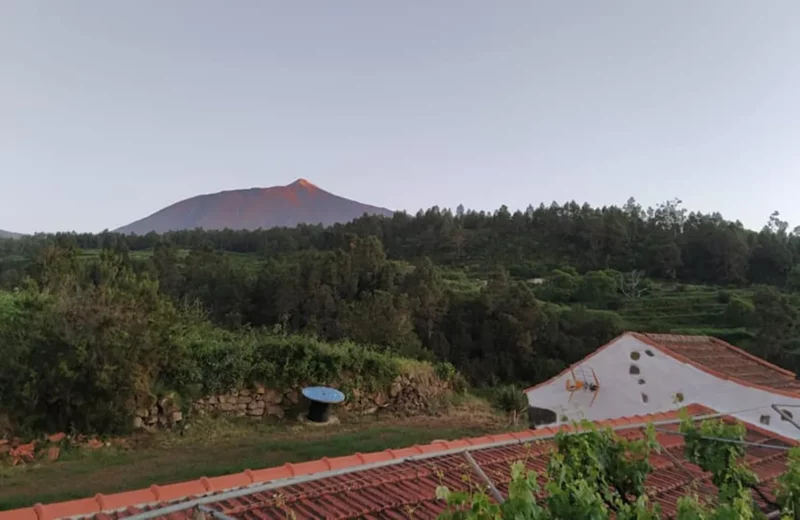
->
0, 399, 512, 511
438, 266, 488, 294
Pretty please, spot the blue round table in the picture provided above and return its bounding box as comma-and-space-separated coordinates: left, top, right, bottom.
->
302, 386, 345, 423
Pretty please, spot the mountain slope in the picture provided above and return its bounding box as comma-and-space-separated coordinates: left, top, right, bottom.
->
116, 179, 394, 234
0, 229, 22, 239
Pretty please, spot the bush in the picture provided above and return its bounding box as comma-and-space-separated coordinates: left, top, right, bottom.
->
168, 326, 257, 396
250, 335, 399, 392
166, 327, 405, 397
0, 258, 184, 434
491, 385, 528, 424
575, 270, 620, 308
435, 361, 468, 393
716, 290, 732, 304
723, 297, 755, 328
536, 268, 581, 303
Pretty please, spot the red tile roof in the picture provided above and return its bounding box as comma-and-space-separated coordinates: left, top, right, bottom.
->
3, 404, 795, 520
633, 332, 800, 397
525, 332, 800, 397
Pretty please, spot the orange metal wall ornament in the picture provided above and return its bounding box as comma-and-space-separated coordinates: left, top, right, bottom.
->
565, 366, 601, 406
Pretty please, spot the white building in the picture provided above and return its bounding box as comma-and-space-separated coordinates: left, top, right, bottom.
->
525, 332, 800, 439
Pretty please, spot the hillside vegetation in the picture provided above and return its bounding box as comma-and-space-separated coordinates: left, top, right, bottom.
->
0, 230, 22, 240
0, 252, 437, 434
1, 198, 800, 434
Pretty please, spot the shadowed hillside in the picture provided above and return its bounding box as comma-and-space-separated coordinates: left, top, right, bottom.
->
0, 230, 22, 239
116, 179, 394, 234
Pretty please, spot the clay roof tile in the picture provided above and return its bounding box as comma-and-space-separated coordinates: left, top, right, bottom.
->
9, 405, 795, 520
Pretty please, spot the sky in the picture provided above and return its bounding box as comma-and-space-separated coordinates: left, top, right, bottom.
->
2, 1, 800, 234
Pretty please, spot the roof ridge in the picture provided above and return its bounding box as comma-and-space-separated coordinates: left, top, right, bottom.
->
0, 406, 720, 520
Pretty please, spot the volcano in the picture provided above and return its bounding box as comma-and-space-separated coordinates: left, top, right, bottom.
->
116, 179, 394, 234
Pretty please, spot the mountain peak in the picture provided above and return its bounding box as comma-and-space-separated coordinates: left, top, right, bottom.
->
288, 178, 318, 190
115, 180, 394, 234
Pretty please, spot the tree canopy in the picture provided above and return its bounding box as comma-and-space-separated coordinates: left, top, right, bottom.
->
2, 199, 800, 432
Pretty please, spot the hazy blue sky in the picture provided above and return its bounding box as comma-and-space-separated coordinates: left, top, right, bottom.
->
2, 1, 799, 233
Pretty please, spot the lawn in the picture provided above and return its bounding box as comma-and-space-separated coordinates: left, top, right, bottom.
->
0, 401, 512, 511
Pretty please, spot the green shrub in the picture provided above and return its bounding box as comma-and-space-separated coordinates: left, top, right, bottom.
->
170, 326, 258, 395
0, 256, 184, 434
536, 268, 581, 303
435, 361, 468, 393
723, 297, 755, 328
166, 328, 404, 396
249, 334, 399, 392
716, 290, 732, 304
491, 384, 528, 424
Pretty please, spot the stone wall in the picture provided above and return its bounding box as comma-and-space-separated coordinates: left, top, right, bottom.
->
135, 370, 452, 430
342, 371, 452, 416
194, 386, 294, 420
134, 393, 183, 430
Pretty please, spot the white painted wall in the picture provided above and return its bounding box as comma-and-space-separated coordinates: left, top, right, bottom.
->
525, 334, 800, 439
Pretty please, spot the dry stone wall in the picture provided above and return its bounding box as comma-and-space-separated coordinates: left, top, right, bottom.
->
195, 386, 292, 420
134, 393, 183, 430
135, 371, 452, 429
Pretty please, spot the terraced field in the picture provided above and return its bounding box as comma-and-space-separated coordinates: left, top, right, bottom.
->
607, 283, 755, 345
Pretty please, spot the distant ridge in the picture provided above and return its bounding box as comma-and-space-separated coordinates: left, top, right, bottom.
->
0, 229, 23, 239
116, 179, 394, 235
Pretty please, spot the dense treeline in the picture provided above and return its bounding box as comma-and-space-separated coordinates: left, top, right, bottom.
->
2, 198, 800, 434
6, 198, 800, 287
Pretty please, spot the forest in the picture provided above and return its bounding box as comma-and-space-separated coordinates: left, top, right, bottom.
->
1, 198, 800, 433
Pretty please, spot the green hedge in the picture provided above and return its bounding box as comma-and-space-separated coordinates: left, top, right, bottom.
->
170, 328, 403, 396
